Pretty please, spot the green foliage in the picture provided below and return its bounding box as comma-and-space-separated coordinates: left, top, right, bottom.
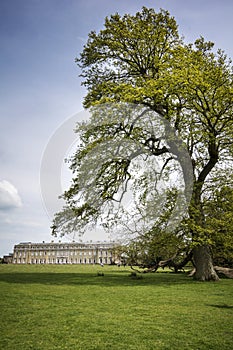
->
204, 186, 233, 266
77, 7, 181, 109
123, 230, 187, 268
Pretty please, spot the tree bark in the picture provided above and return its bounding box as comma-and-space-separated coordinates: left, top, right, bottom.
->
214, 266, 233, 279
193, 245, 219, 281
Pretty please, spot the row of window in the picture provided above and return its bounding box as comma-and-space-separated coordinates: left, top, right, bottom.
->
13, 257, 111, 264
15, 250, 111, 257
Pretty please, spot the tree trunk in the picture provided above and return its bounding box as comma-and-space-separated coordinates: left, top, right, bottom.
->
193, 245, 219, 281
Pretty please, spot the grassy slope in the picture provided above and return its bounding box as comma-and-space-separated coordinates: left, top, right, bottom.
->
0, 264, 232, 350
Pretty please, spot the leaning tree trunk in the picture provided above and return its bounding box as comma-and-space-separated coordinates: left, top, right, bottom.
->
193, 245, 219, 281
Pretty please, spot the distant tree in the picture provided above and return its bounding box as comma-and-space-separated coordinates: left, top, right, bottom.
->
204, 185, 233, 267
52, 8, 233, 281
126, 229, 191, 272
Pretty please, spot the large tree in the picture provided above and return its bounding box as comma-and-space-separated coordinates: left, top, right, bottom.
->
52, 8, 233, 281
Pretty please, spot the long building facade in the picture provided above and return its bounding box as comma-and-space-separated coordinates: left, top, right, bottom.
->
12, 241, 119, 265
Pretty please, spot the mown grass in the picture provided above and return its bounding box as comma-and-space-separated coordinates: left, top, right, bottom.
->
0, 264, 232, 350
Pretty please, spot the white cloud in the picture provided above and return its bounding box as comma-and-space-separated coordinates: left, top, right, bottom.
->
0, 180, 22, 210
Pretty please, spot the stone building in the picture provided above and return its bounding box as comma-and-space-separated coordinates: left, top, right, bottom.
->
3, 253, 13, 264
12, 241, 119, 265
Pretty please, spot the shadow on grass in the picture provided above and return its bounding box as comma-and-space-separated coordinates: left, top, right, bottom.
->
207, 304, 233, 309
0, 270, 195, 287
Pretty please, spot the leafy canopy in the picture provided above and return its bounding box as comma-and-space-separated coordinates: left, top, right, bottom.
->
52, 8, 233, 252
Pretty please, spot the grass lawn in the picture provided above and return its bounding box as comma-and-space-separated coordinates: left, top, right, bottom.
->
0, 264, 232, 350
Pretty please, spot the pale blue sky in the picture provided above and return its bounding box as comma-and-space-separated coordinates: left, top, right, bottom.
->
1, 0, 233, 256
